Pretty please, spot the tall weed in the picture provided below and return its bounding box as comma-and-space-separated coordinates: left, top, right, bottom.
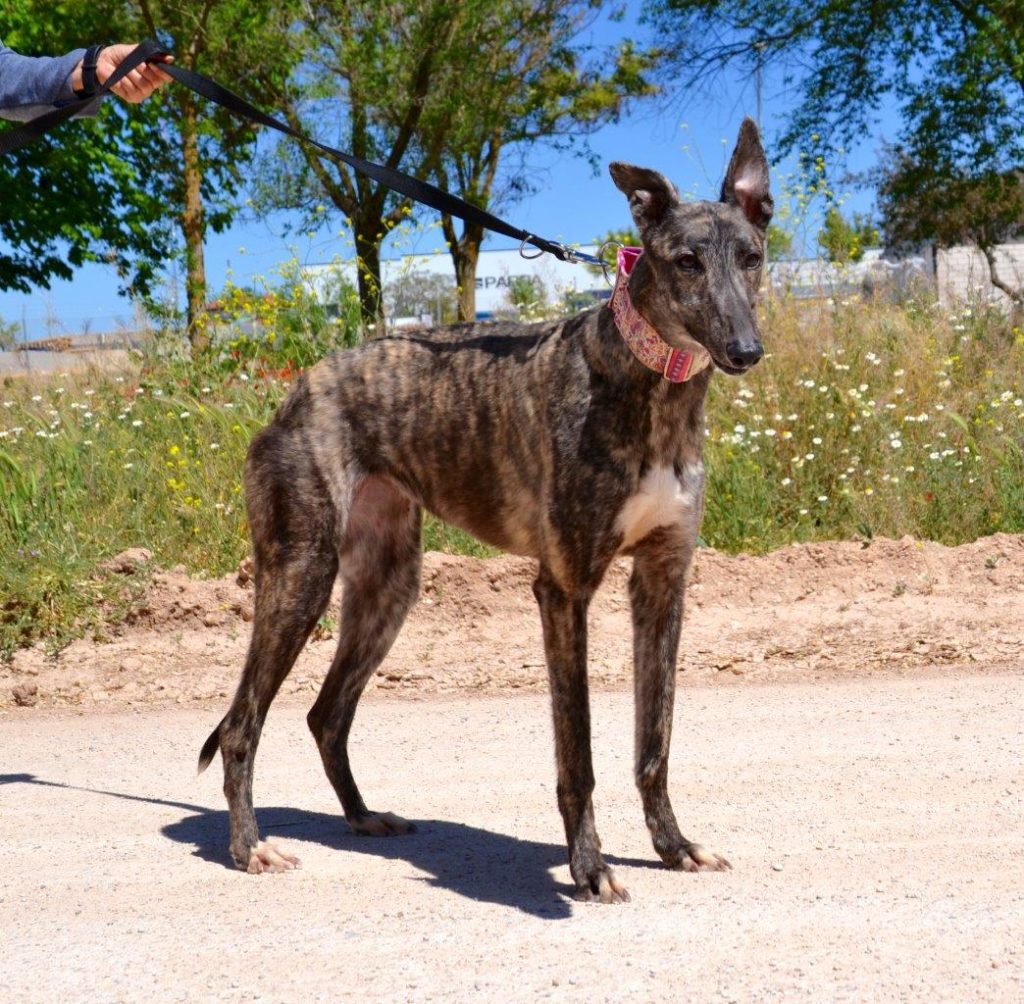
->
1, 294, 1021, 654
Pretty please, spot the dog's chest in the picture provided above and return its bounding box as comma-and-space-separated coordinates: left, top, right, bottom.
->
615, 462, 703, 550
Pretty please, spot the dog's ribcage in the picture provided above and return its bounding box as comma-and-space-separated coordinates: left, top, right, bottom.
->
302, 311, 708, 563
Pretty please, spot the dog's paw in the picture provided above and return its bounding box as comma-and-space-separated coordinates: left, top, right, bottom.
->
245, 840, 301, 874
666, 842, 731, 873
575, 866, 631, 905
348, 810, 416, 837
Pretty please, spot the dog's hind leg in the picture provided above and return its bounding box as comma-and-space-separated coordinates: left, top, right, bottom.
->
534, 568, 630, 904
631, 531, 730, 873
199, 426, 339, 874
307, 475, 422, 837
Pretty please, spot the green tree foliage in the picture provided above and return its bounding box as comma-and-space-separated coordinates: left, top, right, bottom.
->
0, 1, 297, 345
645, 1, 1022, 167
505, 273, 548, 317
252, 0, 657, 325
0, 7, 175, 304
645, 1, 1024, 292
427, 2, 658, 320
817, 206, 880, 264
766, 223, 792, 261
878, 155, 1024, 308
131, 0, 299, 344
0, 315, 19, 349
251, 0, 474, 326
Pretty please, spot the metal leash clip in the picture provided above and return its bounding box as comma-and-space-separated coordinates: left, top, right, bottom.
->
554, 243, 606, 268
596, 240, 624, 287
518, 236, 606, 269
518, 235, 545, 260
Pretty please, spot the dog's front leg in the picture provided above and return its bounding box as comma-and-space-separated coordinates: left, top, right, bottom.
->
533, 569, 630, 904
631, 533, 731, 873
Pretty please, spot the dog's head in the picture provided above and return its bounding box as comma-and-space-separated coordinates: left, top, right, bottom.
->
609, 118, 773, 376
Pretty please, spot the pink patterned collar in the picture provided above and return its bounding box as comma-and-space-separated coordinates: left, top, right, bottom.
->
608, 247, 712, 383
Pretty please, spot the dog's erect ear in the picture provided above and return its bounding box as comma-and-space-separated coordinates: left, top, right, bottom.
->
720, 118, 774, 231
609, 162, 680, 231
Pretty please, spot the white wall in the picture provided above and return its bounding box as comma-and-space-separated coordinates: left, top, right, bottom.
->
935, 243, 1024, 309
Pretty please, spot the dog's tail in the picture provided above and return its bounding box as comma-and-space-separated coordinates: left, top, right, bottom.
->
197, 717, 225, 776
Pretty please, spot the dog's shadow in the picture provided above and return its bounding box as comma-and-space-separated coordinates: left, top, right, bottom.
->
168, 805, 586, 917
2, 773, 655, 919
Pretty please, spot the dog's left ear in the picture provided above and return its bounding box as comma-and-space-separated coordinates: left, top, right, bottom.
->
609, 162, 680, 231
721, 118, 774, 231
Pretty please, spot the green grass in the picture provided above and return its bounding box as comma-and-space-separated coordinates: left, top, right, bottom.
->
422, 515, 499, 558
700, 296, 1024, 551
1, 293, 1022, 656
0, 363, 281, 655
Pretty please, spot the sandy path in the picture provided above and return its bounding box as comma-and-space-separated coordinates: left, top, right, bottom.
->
1, 672, 1021, 1002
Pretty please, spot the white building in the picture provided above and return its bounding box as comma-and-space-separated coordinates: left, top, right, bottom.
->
303, 245, 607, 324
769, 242, 1024, 310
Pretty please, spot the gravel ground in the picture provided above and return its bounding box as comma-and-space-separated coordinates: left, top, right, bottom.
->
1, 671, 1021, 1003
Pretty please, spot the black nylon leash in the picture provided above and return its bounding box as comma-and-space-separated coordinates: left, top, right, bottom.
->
0, 40, 605, 268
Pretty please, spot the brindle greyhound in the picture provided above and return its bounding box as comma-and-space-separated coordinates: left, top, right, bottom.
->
199, 118, 773, 903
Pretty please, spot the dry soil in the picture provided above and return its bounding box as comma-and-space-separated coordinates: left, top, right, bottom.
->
1, 536, 1022, 1002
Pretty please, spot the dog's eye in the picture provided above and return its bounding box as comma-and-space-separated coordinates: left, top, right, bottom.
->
744, 253, 763, 270
677, 253, 702, 273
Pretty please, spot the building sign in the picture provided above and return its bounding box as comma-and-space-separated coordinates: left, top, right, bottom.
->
475, 273, 534, 291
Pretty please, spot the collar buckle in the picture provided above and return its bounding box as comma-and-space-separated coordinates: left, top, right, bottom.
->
663, 348, 693, 383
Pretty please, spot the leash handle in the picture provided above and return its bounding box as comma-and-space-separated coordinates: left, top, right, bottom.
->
0, 39, 605, 268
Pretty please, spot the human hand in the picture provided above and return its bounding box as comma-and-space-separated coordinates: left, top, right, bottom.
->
72, 43, 173, 104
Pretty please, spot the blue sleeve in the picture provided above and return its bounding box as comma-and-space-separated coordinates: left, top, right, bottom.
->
0, 41, 88, 121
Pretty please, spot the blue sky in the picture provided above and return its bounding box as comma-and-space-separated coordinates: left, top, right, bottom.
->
1, 9, 886, 341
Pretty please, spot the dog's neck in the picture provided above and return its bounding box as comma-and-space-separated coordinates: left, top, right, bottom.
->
608, 248, 712, 383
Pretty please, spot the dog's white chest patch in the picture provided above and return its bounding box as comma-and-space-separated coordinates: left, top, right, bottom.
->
615, 463, 701, 549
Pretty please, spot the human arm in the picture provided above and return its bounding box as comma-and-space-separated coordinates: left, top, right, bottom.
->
0, 41, 171, 121
0, 42, 85, 121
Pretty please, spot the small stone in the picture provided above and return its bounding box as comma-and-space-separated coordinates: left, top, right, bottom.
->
12, 683, 39, 707
203, 610, 226, 628
236, 557, 254, 588
101, 548, 152, 574
771, 862, 784, 872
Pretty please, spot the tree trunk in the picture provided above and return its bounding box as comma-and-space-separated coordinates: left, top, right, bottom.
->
353, 223, 384, 333
980, 243, 1024, 324
453, 239, 481, 322
446, 220, 484, 322
180, 94, 208, 351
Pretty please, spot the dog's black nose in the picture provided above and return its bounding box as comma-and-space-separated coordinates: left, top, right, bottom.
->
725, 339, 764, 368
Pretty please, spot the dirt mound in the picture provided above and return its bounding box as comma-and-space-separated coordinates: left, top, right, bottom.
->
3, 535, 1022, 710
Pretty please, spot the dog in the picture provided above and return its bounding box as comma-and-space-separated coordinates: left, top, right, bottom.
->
199, 118, 773, 903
